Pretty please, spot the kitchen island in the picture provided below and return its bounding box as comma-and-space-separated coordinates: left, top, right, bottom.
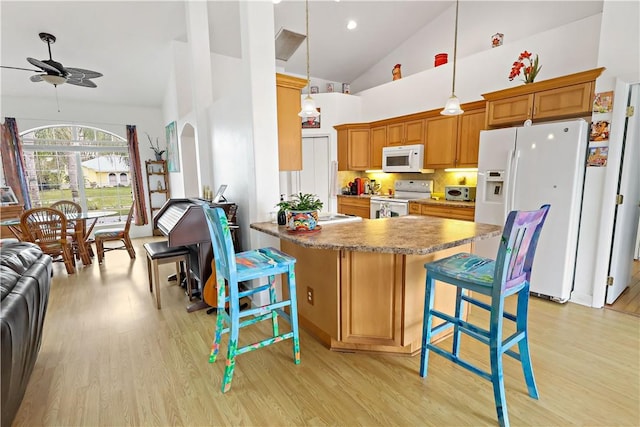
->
251, 216, 501, 355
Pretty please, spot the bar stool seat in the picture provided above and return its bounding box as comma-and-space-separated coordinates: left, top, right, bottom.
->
143, 241, 191, 309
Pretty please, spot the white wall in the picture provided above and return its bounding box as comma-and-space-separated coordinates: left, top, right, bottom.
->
2, 95, 165, 238
351, 1, 604, 93
357, 14, 602, 121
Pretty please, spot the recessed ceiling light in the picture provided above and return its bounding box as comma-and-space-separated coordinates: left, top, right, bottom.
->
273, 0, 282, 4
347, 20, 357, 30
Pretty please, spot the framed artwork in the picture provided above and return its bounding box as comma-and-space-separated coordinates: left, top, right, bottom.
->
590, 120, 610, 142
166, 121, 180, 172
301, 108, 321, 129
593, 91, 614, 113
0, 186, 19, 205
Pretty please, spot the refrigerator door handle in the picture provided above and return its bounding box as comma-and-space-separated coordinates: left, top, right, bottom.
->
504, 149, 514, 217
508, 150, 521, 214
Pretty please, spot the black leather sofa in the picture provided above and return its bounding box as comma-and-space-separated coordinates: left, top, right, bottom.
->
1, 242, 52, 427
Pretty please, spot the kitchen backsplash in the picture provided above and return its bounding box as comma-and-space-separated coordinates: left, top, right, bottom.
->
338, 170, 478, 195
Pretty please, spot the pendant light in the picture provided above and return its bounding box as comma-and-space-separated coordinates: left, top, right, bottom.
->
441, 0, 463, 116
298, 0, 320, 120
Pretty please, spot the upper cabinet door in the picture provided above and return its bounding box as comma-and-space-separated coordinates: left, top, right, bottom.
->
404, 119, 425, 145
424, 115, 458, 168
370, 126, 387, 169
387, 123, 404, 146
456, 109, 485, 167
533, 82, 594, 120
276, 73, 308, 171
486, 94, 533, 127
348, 128, 371, 171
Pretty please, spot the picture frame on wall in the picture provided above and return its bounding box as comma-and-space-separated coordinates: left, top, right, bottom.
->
0, 186, 19, 205
593, 91, 614, 113
301, 108, 321, 129
166, 121, 180, 172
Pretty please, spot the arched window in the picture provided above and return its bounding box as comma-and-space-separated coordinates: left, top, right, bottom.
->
20, 125, 133, 224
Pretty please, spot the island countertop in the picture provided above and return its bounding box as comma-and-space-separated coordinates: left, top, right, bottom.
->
250, 216, 501, 256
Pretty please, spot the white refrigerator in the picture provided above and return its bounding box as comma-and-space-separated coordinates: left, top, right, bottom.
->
474, 119, 589, 302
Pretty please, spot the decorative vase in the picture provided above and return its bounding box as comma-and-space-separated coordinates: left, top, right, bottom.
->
154, 152, 163, 161
286, 210, 319, 231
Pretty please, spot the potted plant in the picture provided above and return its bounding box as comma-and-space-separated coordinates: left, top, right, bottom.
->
276, 193, 324, 231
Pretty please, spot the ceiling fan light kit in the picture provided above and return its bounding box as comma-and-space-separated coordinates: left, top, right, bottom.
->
1, 32, 102, 88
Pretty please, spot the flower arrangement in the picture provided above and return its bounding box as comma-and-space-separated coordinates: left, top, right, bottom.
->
146, 132, 165, 160
509, 51, 541, 84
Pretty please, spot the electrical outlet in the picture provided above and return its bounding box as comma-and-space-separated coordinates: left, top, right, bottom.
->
306, 286, 314, 305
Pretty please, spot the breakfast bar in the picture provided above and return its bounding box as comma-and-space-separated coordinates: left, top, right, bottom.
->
251, 216, 501, 355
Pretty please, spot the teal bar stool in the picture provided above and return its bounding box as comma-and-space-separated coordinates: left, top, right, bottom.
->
202, 206, 300, 393
420, 204, 550, 427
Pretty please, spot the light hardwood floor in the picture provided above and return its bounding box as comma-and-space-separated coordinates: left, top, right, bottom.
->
13, 238, 640, 426
607, 260, 640, 316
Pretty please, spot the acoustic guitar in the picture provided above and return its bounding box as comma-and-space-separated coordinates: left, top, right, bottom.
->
202, 259, 226, 308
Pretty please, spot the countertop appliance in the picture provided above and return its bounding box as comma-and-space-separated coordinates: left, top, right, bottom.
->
474, 119, 588, 302
382, 144, 424, 173
370, 179, 433, 218
445, 185, 476, 201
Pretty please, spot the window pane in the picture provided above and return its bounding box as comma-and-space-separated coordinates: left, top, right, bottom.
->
22, 125, 133, 225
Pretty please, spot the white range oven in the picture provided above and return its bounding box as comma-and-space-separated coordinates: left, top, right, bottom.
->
370, 179, 433, 218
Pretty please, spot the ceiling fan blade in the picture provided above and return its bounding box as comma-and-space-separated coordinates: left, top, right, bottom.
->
0, 65, 42, 72
30, 74, 44, 82
65, 67, 103, 79
66, 78, 97, 88
27, 57, 61, 74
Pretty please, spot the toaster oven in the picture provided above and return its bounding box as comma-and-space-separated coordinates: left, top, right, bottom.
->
445, 186, 476, 201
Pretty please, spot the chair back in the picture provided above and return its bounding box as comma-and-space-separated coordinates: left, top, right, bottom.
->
203, 206, 237, 283
493, 204, 550, 294
20, 207, 69, 244
51, 200, 81, 218
123, 204, 135, 233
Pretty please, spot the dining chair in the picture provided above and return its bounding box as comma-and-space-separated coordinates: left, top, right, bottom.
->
94, 204, 136, 263
50, 200, 92, 263
20, 207, 76, 274
419, 204, 550, 427
203, 206, 300, 393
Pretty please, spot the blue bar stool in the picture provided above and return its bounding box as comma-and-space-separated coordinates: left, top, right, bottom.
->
203, 206, 300, 393
420, 205, 550, 427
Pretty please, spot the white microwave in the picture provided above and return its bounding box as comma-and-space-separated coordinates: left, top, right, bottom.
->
382, 144, 424, 173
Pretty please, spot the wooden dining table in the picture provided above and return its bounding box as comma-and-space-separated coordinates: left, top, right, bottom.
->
1, 210, 118, 266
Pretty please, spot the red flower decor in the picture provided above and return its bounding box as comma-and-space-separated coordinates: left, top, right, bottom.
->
509, 51, 541, 84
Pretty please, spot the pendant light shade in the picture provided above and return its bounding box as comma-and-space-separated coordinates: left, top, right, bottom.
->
298, 0, 320, 120
441, 0, 463, 116
442, 95, 462, 115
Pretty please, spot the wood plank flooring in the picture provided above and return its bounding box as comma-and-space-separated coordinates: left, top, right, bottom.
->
607, 260, 640, 316
12, 238, 640, 426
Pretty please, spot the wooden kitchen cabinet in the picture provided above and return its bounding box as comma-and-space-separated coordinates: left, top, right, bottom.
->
424, 102, 485, 169
424, 115, 458, 168
337, 196, 370, 218
276, 73, 308, 171
387, 119, 425, 146
456, 108, 486, 167
336, 124, 370, 171
340, 251, 403, 346
369, 125, 387, 169
409, 202, 475, 221
483, 67, 604, 128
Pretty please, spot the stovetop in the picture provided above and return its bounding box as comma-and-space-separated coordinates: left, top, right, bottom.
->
371, 179, 433, 203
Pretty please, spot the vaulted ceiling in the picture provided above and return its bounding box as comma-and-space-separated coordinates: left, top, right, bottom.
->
0, 1, 451, 108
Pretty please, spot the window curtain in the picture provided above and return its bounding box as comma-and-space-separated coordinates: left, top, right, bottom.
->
126, 125, 148, 226
1, 117, 31, 209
